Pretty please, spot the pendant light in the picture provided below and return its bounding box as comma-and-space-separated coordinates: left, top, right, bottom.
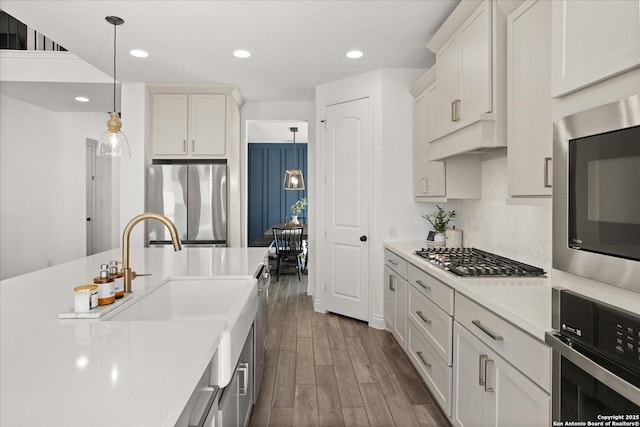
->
283, 127, 305, 190
97, 16, 131, 157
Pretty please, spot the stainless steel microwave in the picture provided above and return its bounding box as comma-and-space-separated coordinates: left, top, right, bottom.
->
553, 94, 640, 294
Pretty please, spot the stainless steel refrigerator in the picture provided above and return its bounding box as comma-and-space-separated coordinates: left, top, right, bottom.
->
148, 160, 227, 246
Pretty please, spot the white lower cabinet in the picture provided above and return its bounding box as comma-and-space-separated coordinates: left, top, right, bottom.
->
408, 320, 452, 416
453, 322, 550, 427
384, 262, 407, 349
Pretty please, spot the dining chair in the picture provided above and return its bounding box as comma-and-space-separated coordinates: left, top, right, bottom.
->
272, 226, 304, 281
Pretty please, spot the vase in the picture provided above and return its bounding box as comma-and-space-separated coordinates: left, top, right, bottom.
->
291, 215, 299, 224
433, 232, 446, 246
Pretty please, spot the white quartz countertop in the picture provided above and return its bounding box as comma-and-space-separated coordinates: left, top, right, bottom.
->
384, 241, 640, 342
0, 246, 268, 427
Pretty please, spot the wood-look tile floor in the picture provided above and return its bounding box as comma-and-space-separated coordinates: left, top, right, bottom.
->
249, 274, 451, 427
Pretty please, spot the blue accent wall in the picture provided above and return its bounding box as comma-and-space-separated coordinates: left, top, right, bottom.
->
248, 143, 308, 245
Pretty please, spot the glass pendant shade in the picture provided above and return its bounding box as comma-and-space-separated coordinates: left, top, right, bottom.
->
98, 16, 130, 157
283, 169, 305, 190
97, 112, 131, 157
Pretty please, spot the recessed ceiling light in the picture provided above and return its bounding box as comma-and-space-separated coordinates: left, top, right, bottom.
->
346, 50, 364, 59
75, 96, 90, 102
129, 49, 148, 58
233, 49, 251, 58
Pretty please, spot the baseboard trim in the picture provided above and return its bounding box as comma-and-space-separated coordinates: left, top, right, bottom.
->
313, 298, 326, 313
369, 314, 385, 330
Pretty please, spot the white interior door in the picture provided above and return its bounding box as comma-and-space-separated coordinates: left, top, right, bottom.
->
85, 142, 95, 256
322, 97, 371, 322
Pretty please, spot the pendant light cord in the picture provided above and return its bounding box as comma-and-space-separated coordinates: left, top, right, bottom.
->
112, 22, 117, 113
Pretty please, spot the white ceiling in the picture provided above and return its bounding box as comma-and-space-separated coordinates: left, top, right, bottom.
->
0, 0, 459, 104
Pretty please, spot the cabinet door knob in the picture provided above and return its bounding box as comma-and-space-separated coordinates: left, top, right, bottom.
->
360, 235, 368, 242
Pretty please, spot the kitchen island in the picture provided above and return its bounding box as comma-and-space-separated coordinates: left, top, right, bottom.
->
0, 246, 268, 427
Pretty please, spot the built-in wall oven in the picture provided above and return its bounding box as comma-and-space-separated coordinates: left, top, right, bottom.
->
553, 93, 640, 293
546, 289, 640, 422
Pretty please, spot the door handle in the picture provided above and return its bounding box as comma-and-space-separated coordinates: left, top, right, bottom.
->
86, 218, 91, 222
192, 139, 195, 152
484, 359, 495, 393
544, 157, 552, 188
183, 139, 187, 153
479, 354, 488, 386
238, 362, 249, 396
360, 235, 367, 242
389, 275, 395, 292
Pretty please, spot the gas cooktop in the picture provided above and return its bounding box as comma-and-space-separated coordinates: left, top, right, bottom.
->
414, 247, 546, 277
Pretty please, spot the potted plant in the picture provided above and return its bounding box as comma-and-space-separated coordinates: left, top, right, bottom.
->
423, 205, 456, 246
290, 197, 308, 224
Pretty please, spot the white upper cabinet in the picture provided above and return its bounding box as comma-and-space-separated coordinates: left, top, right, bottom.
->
507, 0, 552, 198
425, 0, 508, 161
190, 94, 226, 156
436, 1, 492, 137
413, 83, 446, 199
153, 93, 226, 157
551, 0, 640, 97
411, 68, 480, 201
153, 94, 189, 155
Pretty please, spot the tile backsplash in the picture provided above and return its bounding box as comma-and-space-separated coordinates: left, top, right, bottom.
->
446, 153, 552, 274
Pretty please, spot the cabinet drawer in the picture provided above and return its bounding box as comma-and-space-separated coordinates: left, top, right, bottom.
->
408, 322, 452, 417
385, 250, 408, 279
408, 285, 453, 365
455, 294, 551, 392
408, 264, 454, 315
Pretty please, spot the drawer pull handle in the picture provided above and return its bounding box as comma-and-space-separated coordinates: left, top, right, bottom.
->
472, 320, 503, 341
415, 280, 431, 290
416, 351, 432, 368
416, 311, 432, 325
388, 259, 398, 266
479, 354, 488, 386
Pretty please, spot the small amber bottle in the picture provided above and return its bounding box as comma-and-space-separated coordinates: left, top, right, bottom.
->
94, 268, 115, 306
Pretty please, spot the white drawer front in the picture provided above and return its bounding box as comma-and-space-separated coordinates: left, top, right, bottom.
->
455, 294, 551, 392
408, 285, 453, 365
408, 322, 452, 417
385, 249, 408, 279
408, 264, 454, 315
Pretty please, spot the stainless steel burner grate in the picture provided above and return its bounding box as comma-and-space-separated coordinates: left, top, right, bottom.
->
414, 247, 546, 277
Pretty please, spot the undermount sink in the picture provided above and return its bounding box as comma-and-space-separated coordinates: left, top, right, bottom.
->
108, 279, 252, 321
107, 277, 257, 386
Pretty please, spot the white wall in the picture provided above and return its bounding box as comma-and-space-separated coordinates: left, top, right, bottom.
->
0, 94, 106, 279
117, 83, 147, 248
314, 68, 428, 329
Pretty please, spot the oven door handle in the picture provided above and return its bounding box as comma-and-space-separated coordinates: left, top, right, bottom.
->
545, 332, 640, 406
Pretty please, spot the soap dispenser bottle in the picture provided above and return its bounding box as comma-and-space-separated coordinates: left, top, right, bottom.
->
109, 261, 124, 299
94, 266, 115, 305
